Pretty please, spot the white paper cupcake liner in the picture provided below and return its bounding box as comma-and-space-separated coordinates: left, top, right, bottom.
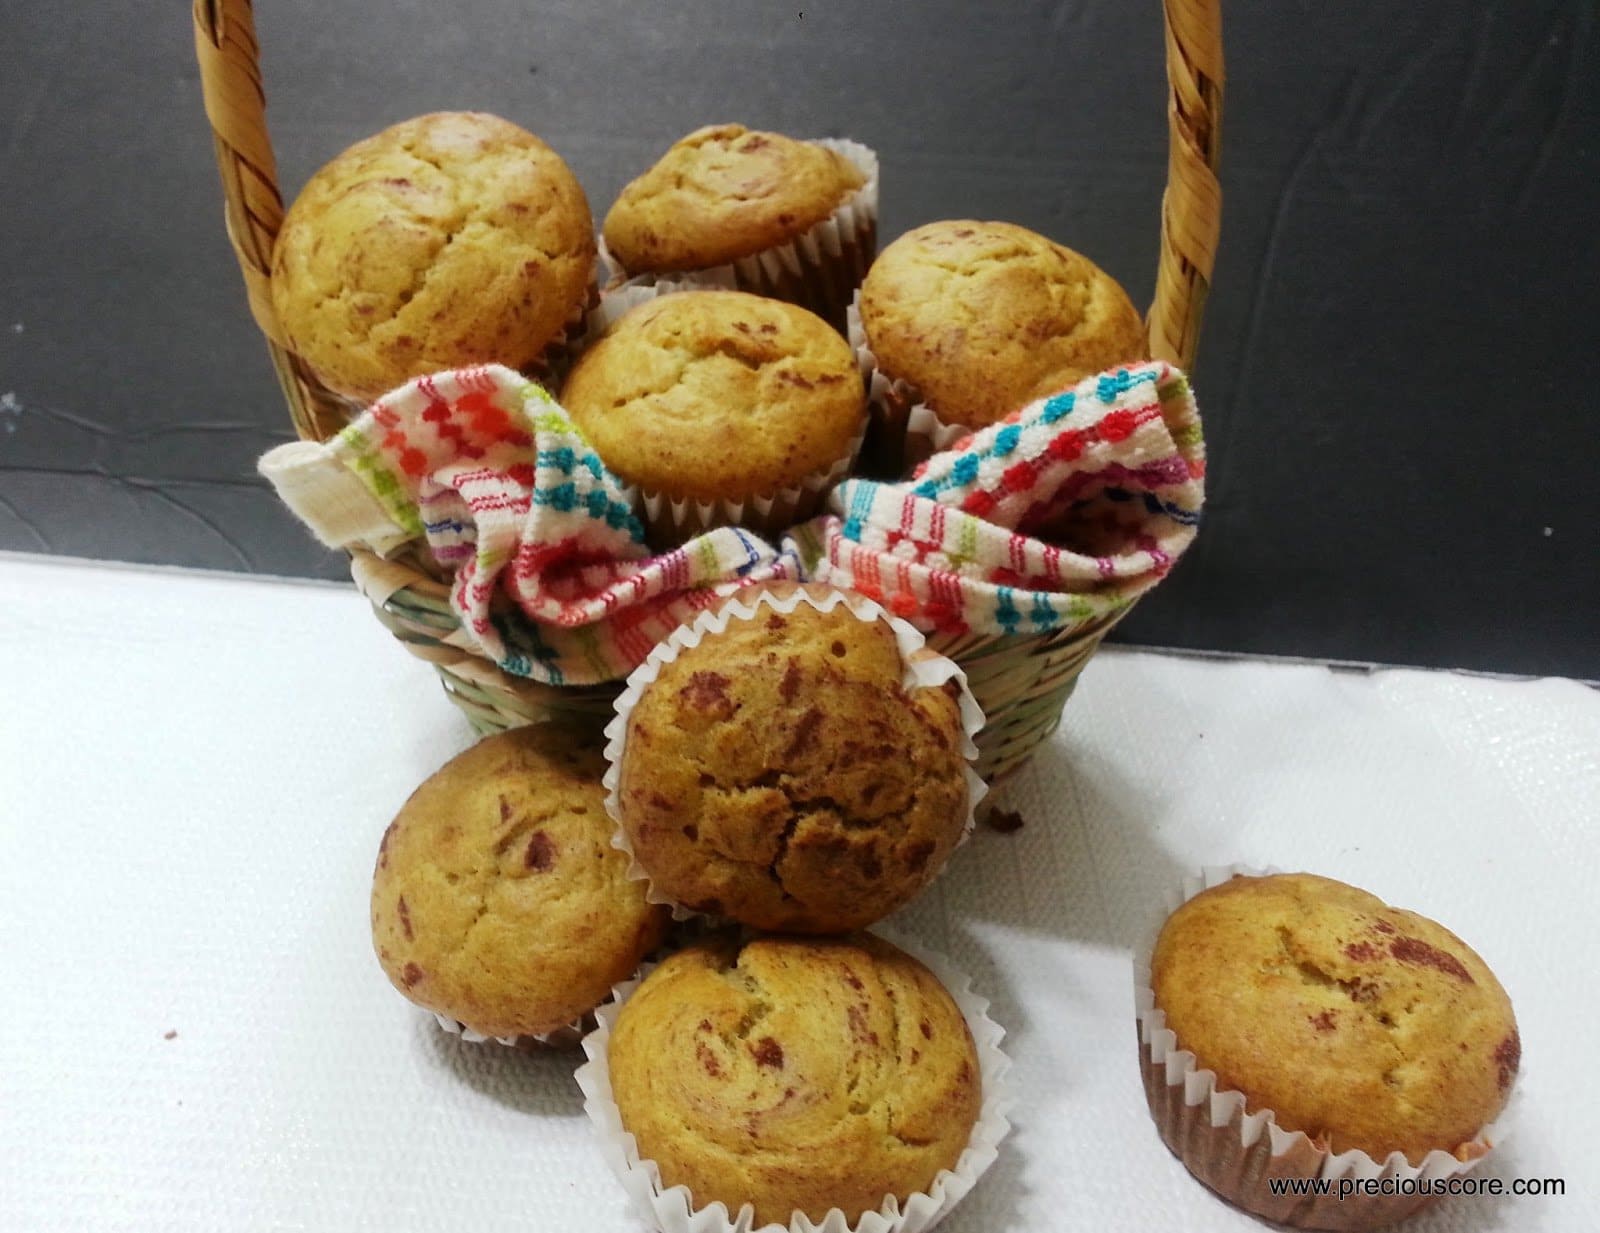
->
428, 1010, 586, 1050
574, 928, 1014, 1233
1134, 863, 1513, 1231
602, 138, 879, 329
634, 423, 864, 545
601, 584, 988, 922
570, 278, 867, 545
847, 292, 971, 479
582, 271, 742, 350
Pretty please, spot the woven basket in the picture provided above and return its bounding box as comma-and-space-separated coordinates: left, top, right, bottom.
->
194, 0, 1222, 785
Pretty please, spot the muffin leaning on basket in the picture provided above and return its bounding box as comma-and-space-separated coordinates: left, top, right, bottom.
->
602, 583, 987, 933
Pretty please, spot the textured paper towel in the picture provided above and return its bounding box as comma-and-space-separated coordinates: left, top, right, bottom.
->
0, 553, 1595, 1231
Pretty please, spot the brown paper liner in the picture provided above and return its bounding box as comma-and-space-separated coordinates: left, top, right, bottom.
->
1135, 864, 1509, 1232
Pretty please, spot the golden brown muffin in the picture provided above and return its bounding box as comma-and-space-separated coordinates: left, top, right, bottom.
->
1151, 873, 1519, 1163
271, 112, 596, 402
608, 933, 982, 1226
560, 290, 864, 507
614, 586, 972, 932
371, 725, 669, 1040
603, 124, 866, 274
859, 219, 1146, 429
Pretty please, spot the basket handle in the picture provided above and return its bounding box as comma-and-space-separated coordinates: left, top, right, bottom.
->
195, 0, 1223, 438
1151, 0, 1224, 371
194, 0, 349, 443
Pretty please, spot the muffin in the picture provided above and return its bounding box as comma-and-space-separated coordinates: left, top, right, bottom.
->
855, 220, 1145, 470
560, 290, 866, 544
602, 124, 878, 328
604, 933, 982, 1227
371, 725, 670, 1042
1140, 871, 1519, 1229
608, 585, 976, 933
271, 111, 596, 403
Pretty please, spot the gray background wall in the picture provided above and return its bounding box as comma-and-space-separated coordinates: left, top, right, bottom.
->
2, 1, 1595, 677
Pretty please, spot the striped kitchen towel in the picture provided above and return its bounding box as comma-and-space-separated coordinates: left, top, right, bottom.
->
259, 358, 1204, 682
815, 360, 1205, 637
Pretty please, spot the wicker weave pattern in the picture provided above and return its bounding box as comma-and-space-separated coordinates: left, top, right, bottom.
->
196, 0, 1223, 783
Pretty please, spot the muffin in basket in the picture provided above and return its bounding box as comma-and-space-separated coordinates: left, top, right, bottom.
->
560, 290, 865, 544
371, 724, 669, 1044
271, 111, 596, 403
1139, 870, 1519, 1230
854, 219, 1145, 469
606, 585, 979, 933
602, 123, 877, 328
597, 932, 985, 1229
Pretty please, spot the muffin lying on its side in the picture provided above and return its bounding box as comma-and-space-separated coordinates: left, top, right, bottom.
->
372, 725, 669, 1042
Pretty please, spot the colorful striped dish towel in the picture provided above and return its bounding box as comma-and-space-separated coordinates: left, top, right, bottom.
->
258, 365, 806, 684
814, 360, 1205, 637
259, 359, 1203, 683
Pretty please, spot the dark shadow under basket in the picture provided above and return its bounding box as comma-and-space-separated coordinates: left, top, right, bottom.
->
196, 0, 1222, 783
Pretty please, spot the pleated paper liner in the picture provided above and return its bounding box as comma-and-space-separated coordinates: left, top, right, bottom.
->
846, 291, 972, 479
429, 1010, 587, 1051
574, 928, 1013, 1233
600, 584, 987, 924
1134, 864, 1512, 1232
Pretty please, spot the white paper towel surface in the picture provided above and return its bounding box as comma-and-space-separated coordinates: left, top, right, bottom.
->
0, 553, 1595, 1232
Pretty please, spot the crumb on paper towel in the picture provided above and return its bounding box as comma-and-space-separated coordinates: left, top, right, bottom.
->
164, 1029, 178, 1040
985, 808, 1025, 834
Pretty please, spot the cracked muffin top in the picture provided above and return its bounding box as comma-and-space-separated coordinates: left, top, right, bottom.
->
271, 111, 596, 402
1151, 872, 1519, 1163
371, 724, 669, 1040
608, 933, 981, 1226
613, 587, 972, 933
559, 290, 864, 503
602, 123, 867, 273
859, 219, 1146, 429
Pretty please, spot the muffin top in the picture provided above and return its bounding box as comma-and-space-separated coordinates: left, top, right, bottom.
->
859, 219, 1146, 429
1151, 873, 1519, 1163
608, 933, 981, 1226
603, 124, 866, 273
271, 111, 596, 402
371, 725, 669, 1039
614, 587, 971, 933
560, 291, 865, 502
